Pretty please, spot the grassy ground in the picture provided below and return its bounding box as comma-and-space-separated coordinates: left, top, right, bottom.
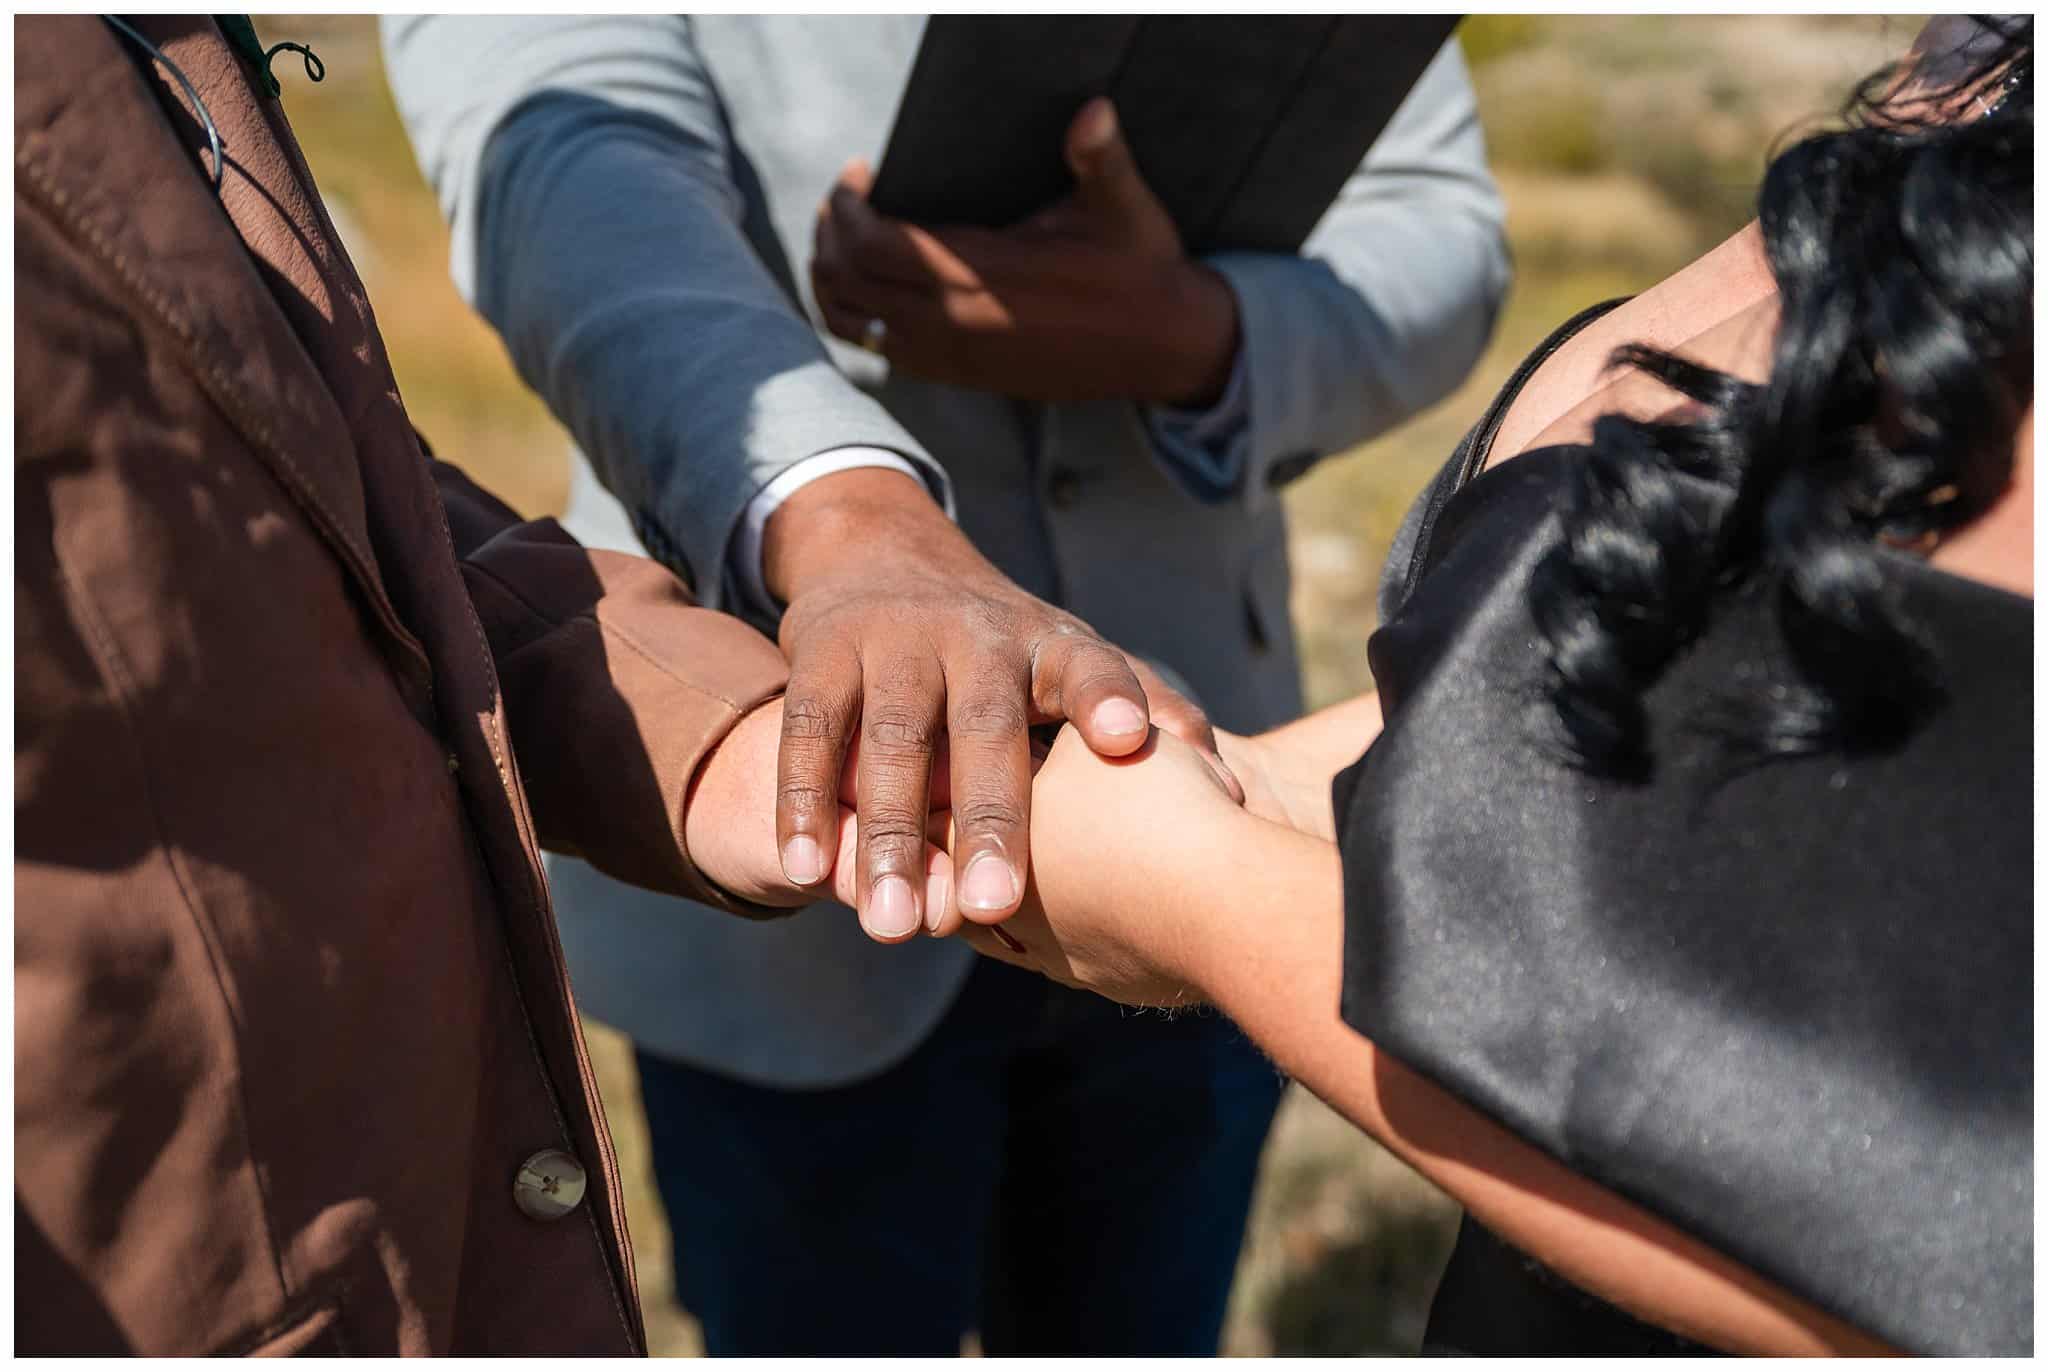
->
262, 15, 1917, 1355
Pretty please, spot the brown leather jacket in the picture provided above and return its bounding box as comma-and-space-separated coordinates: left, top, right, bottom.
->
15, 15, 790, 1354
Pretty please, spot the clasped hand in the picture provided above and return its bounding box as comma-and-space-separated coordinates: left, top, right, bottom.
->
683, 96, 1301, 960
936, 719, 1340, 1007
690, 637, 1353, 1007
811, 97, 1240, 408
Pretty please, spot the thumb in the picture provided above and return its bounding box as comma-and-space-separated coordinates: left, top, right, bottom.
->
1064, 98, 1167, 236
835, 157, 875, 199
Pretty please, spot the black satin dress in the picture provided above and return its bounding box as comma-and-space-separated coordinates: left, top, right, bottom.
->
1332, 304, 2033, 1356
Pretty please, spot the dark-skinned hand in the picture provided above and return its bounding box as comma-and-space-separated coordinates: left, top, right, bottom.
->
811, 97, 1241, 407
762, 468, 1239, 943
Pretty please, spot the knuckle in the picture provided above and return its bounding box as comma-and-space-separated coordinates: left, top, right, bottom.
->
1042, 611, 1099, 641
1028, 616, 1102, 671
858, 817, 927, 852
1064, 629, 1128, 664
864, 707, 938, 753
955, 799, 1026, 836
780, 696, 846, 743
775, 779, 833, 814
776, 598, 829, 645
968, 602, 1021, 643
1073, 641, 1140, 685
873, 647, 942, 695
1068, 663, 1139, 701
785, 603, 860, 648
951, 693, 1029, 739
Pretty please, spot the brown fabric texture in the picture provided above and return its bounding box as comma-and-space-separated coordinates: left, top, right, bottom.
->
14, 15, 788, 1354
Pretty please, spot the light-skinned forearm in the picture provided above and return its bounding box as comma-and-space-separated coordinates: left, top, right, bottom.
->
1260, 690, 1385, 774
1161, 811, 1891, 1355
1220, 691, 1384, 839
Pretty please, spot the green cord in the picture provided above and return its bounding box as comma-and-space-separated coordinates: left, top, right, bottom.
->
214, 15, 324, 98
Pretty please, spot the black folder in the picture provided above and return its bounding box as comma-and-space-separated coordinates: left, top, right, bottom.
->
869, 16, 1462, 254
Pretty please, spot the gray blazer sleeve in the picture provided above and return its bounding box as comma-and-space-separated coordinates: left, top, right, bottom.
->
379, 15, 944, 606
1208, 39, 1511, 513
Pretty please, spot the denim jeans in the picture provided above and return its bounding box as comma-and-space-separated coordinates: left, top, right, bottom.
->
633, 955, 1287, 1355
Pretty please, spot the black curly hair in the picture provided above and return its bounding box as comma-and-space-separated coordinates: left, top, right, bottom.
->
1528, 16, 2033, 779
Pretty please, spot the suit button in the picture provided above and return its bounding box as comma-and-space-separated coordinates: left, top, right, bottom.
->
1047, 468, 1081, 510
513, 1149, 587, 1221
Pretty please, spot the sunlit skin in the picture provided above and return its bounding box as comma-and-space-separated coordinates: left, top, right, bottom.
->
682, 18, 2027, 1351
874, 19, 2030, 1353
923, 348, 2029, 1358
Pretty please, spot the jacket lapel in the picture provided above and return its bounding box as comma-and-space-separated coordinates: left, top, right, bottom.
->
13, 15, 432, 687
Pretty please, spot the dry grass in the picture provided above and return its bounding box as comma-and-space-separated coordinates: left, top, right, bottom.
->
261, 14, 1913, 1354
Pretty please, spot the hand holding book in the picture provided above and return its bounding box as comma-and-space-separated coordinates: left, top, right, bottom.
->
811, 98, 1240, 406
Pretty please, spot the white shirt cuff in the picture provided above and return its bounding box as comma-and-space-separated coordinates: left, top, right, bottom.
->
727, 447, 947, 617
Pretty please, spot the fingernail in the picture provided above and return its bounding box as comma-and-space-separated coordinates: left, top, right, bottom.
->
958, 852, 1019, 914
1091, 698, 1147, 737
925, 868, 951, 936
782, 835, 827, 886
866, 875, 919, 939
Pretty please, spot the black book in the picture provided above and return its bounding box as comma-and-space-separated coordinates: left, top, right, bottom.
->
869, 16, 1462, 254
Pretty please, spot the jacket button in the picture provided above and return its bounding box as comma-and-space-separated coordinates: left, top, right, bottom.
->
1047, 468, 1081, 510
513, 1149, 588, 1222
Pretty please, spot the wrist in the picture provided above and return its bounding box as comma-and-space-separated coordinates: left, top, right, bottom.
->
1260, 695, 1383, 794
1260, 731, 1342, 840
683, 698, 792, 906
761, 466, 955, 603
1019, 729, 1241, 999
1175, 813, 1344, 1008
1149, 260, 1241, 409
